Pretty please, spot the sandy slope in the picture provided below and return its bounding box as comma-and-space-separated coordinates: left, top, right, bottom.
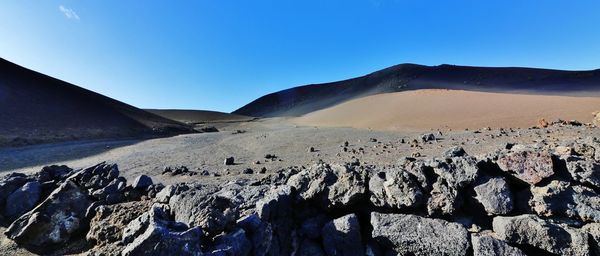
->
293, 89, 600, 130
146, 109, 254, 124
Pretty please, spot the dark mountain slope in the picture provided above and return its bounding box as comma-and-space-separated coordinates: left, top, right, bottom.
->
0, 58, 194, 147
234, 64, 600, 117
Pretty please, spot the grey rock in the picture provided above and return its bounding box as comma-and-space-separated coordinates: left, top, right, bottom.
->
421, 133, 436, 142
300, 214, 327, 240
255, 185, 294, 255
370, 212, 469, 256
87, 200, 151, 246
121, 205, 203, 256
5, 180, 92, 249
4, 181, 41, 220
471, 232, 525, 256
427, 178, 461, 216
582, 223, 600, 256
473, 176, 513, 215
369, 168, 424, 210
211, 229, 251, 256
496, 147, 554, 185
445, 146, 467, 157
565, 156, 600, 189
224, 157, 235, 165
492, 214, 590, 255
321, 214, 363, 256
286, 162, 367, 209
530, 180, 600, 222
132, 175, 153, 190
0, 173, 29, 211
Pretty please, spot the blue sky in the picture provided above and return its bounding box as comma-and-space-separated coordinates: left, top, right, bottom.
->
1, 1, 600, 112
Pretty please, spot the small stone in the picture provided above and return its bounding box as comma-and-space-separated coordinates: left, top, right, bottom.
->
132, 175, 153, 190
224, 157, 235, 165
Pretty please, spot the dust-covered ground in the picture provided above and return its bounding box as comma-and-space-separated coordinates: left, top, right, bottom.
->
2, 117, 597, 184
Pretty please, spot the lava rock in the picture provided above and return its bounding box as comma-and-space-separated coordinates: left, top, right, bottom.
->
368, 168, 424, 210
473, 176, 513, 215
496, 147, 554, 185
132, 175, 153, 190
321, 213, 364, 256
370, 212, 469, 256
121, 205, 203, 256
5, 181, 92, 251
4, 181, 42, 220
445, 146, 467, 157
529, 180, 600, 222
224, 157, 235, 165
286, 162, 367, 210
564, 156, 600, 190
492, 214, 590, 255
471, 232, 525, 256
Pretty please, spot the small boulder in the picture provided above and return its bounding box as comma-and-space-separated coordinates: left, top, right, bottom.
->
121, 205, 203, 256
445, 146, 467, 157
496, 147, 554, 185
370, 212, 469, 256
5, 181, 92, 251
473, 176, 513, 215
224, 157, 235, 165
4, 181, 42, 220
471, 232, 525, 256
132, 175, 153, 190
368, 168, 424, 210
321, 214, 364, 256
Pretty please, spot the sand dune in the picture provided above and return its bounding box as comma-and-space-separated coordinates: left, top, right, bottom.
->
293, 89, 600, 130
0, 58, 193, 147
146, 109, 254, 124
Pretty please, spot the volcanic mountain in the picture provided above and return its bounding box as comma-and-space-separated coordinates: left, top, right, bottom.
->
0, 58, 194, 147
234, 64, 600, 117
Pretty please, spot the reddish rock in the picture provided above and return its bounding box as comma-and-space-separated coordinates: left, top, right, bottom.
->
497, 150, 554, 185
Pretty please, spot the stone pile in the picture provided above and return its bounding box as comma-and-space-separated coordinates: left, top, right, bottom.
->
3, 139, 600, 255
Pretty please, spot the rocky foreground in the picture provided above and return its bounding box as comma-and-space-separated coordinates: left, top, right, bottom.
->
3, 137, 600, 255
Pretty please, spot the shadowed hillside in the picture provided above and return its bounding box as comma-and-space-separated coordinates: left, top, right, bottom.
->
146, 109, 254, 124
234, 64, 600, 117
0, 58, 194, 147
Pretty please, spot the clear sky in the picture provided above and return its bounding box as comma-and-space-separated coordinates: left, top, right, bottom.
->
1, 1, 600, 112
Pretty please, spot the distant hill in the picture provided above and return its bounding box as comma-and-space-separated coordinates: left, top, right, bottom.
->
0, 58, 194, 147
234, 64, 600, 117
146, 109, 254, 124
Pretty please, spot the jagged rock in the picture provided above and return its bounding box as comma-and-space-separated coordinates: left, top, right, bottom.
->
473, 176, 513, 215
211, 228, 251, 256
0, 173, 29, 213
582, 223, 600, 256
255, 185, 294, 255
321, 213, 363, 256
555, 146, 574, 156
421, 133, 436, 142
529, 180, 600, 222
369, 168, 424, 210
445, 146, 467, 157
87, 200, 152, 247
5, 180, 92, 251
370, 212, 469, 256
397, 158, 434, 192
429, 156, 480, 188
4, 181, 41, 220
237, 214, 273, 256
169, 185, 236, 237
286, 162, 367, 209
471, 232, 525, 256
496, 147, 554, 185
132, 175, 153, 190
155, 183, 191, 204
36, 165, 73, 182
492, 214, 590, 255
427, 178, 460, 216
425, 156, 479, 215
573, 140, 597, 160
564, 156, 600, 189
224, 157, 235, 165
121, 205, 203, 256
